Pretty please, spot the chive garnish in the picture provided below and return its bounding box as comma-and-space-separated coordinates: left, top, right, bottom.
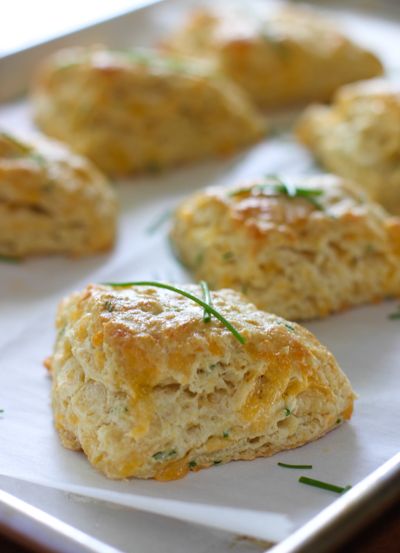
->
229, 175, 323, 210
0, 254, 20, 263
102, 281, 245, 344
223, 431, 229, 438
213, 460, 222, 465
299, 476, 351, 494
388, 308, 400, 320
200, 280, 212, 323
278, 462, 312, 469
103, 300, 114, 312
152, 449, 177, 461
146, 209, 172, 234
284, 408, 291, 417
188, 460, 197, 469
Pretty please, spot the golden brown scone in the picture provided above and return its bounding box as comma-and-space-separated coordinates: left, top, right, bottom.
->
32, 47, 265, 176
162, 4, 383, 109
0, 131, 117, 258
170, 174, 400, 320
297, 79, 400, 215
48, 282, 355, 480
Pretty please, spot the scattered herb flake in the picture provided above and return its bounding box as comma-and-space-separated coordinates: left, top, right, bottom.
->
152, 449, 177, 461
278, 462, 312, 469
194, 251, 204, 268
146, 209, 172, 234
102, 281, 245, 344
188, 460, 197, 469
284, 408, 291, 417
103, 300, 114, 312
213, 460, 222, 465
223, 431, 229, 438
222, 251, 235, 262
388, 308, 400, 320
299, 476, 351, 494
336, 418, 342, 424
0, 254, 20, 263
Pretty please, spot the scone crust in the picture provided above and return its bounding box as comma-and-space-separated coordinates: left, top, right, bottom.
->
0, 131, 117, 257
32, 47, 264, 175
49, 283, 354, 480
170, 174, 400, 320
297, 79, 400, 215
163, 4, 383, 108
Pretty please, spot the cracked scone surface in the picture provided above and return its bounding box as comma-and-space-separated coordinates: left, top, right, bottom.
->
32, 47, 264, 176
170, 175, 400, 320
162, 4, 382, 109
297, 79, 400, 215
0, 131, 117, 257
49, 283, 354, 480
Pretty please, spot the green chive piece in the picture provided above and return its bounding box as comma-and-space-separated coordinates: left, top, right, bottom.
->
0, 409, 4, 413
222, 251, 235, 261
229, 175, 323, 210
278, 462, 312, 469
223, 431, 229, 438
336, 418, 342, 424
102, 281, 245, 344
146, 209, 172, 234
0, 254, 20, 263
188, 460, 197, 469
284, 408, 291, 417
213, 460, 222, 465
200, 280, 212, 323
103, 300, 114, 312
299, 476, 351, 493
388, 308, 400, 320
152, 449, 177, 461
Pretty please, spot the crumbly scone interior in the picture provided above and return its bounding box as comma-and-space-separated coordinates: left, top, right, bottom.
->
50, 285, 354, 480
170, 176, 400, 320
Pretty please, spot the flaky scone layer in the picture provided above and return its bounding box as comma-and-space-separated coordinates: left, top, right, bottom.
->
48, 283, 354, 480
297, 79, 400, 215
32, 47, 264, 176
162, 4, 382, 109
171, 175, 400, 320
0, 131, 117, 257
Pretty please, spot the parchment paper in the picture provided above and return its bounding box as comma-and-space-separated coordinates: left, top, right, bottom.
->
0, 0, 399, 545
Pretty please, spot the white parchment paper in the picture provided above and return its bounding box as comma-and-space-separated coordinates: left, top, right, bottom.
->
0, 0, 400, 545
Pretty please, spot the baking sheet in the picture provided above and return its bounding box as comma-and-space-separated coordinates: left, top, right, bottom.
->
1, 0, 400, 549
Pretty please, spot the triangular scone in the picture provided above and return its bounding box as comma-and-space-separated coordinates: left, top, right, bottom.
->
48, 283, 354, 480
32, 47, 264, 176
297, 79, 400, 215
170, 175, 400, 320
0, 131, 117, 258
162, 4, 383, 109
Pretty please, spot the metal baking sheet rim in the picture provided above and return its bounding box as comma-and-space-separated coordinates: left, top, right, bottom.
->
0, 1, 399, 552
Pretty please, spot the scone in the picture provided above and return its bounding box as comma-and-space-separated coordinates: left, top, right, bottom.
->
170, 174, 400, 320
32, 47, 264, 176
162, 4, 383, 109
297, 79, 400, 215
48, 282, 355, 480
0, 131, 117, 257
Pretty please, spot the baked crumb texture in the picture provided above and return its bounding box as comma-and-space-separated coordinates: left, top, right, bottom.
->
162, 4, 383, 109
49, 284, 355, 480
297, 79, 400, 215
32, 47, 265, 176
0, 131, 117, 257
170, 174, 400, 320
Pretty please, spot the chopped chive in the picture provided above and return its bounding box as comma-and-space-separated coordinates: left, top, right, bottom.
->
213, 460, 222, 465
0, 131, 30, 154
29, 152, 46, 168
194, 251, 204, 268
222, 251, 235, 261
146, 209, 172, 234
152, 449, 177, 461
0, 409, 4, 413
0, 254, 20, 263
336, 418, 342, 424
223, 431, 229, 438
103, 300, 114, 312
102, 281, 245, 344
388, 308, 400, 320
299, 476, 351, 494
200, 280, 212, 323
229, 175, 323, 210
278, 462, 312, 469
188, 460, 197, 469
284, 408, 291, 417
